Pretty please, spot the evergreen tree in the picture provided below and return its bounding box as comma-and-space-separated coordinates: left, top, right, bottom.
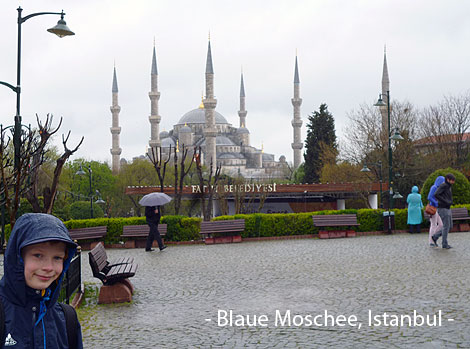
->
304, 103, 337, 183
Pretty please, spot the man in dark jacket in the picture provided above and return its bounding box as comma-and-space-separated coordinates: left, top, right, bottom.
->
0, 213, 83, 348
145, 205, 166, 251
432, 173, 456, 249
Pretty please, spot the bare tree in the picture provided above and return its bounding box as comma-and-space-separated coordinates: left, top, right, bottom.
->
147, 145, 171, 193
418, 92, 470, 167
26, 115, 84, 214
0, 114, 82, 227
343, 100, 418, 164
194, 146, 221, 221
173, 144, 195, 214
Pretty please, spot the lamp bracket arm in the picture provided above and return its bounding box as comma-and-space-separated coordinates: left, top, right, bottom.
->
0, 81, 18, 93
20, 11, 63, 23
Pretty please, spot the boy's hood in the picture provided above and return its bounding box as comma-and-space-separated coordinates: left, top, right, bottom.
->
0, 213, 77, 307
412, 186, 419, 193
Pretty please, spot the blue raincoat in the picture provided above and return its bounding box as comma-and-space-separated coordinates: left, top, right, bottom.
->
428, 176, 445, 207
407, 186, 423, 224
0, 214, 83, 348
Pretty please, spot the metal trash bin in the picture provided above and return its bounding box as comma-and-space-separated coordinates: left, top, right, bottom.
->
383, 211, 395, 233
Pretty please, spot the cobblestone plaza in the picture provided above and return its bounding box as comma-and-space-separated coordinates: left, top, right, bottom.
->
77, 233, 470, 348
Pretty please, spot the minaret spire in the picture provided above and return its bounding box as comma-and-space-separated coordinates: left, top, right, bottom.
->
291, 54, 303, 169
380, 47, 389, 136
203, 37, 217, 172
206, 40, 214, 74
382, 46, 390, 93
148, 43, 161, 158
110, 65, 122, 174
238, 70, 247, 127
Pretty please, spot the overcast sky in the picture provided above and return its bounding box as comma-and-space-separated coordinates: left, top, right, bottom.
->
1, 0, 470, 166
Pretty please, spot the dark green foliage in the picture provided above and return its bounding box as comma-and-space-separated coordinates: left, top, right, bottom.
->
292, 163, 305, 183
162, 216, 201, 241
421, 168, 470, 205
69, 201, 104, 219
304, 104, 337, 183
215, 212, 317, 237
356, 209, 383, 232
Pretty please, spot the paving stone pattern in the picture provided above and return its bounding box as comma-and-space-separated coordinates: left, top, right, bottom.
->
55, 234, 470, 347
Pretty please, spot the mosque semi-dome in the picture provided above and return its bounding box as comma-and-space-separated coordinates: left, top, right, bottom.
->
160, 130, 170, 138
161, 136, 176, 148
180, 124, 192, 133
236, 126, 250, 134
177, 108, 229, 125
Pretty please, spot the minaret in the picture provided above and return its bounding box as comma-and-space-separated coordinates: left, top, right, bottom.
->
380, 47, 390, 136
291, 55, 303, 169
238, 71, 247, 127
148, 43, 161, 157
203, 38, 217, 172
110, 65, 122, 174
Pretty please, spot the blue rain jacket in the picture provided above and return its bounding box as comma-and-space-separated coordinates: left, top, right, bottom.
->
407, 186, 423, 224
0, 214, 83, 348
428, 176, 445, 207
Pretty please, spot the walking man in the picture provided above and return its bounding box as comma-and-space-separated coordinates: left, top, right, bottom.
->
145, 205, 166, 252
432, 173, 456, 249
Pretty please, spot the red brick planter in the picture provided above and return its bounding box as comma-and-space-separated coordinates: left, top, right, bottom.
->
204, 235, 242, 244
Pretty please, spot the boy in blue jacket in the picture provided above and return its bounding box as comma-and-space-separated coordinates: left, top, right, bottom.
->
0, 213, 83, 348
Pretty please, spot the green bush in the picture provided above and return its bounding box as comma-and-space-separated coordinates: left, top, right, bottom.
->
422, 168, 470, 205
357, 209, 382, 232
69, 201, 104, 219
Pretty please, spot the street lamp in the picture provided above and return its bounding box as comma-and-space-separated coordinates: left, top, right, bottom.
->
374, 90, 404, 233
95, 190, 105, 205
0, 7, 74, 172
76, 164, 94, 218
361, 161, 383, 208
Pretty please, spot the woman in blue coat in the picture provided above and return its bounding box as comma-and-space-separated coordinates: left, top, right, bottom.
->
0, 213, 83, 348
407, 186, 423, 233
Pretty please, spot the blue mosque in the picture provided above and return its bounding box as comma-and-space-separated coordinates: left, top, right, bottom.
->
109, 40, 303, 179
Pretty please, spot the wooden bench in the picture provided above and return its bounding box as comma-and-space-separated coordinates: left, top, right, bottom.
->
69, 226, 107, 241
199, 219, 245, 244
312, 214, 359, 239
424, 207, 470, 232
121, 224, 167, 248
88, 242, 137, 285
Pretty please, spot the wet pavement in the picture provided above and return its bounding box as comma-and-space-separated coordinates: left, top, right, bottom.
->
76, 233, 470, 348
1, 233, 468, 348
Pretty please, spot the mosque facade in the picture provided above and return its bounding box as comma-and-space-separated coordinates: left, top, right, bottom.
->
110, 41, 303, 179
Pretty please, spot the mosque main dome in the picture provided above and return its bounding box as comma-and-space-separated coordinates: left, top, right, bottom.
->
176, 107, 229, 125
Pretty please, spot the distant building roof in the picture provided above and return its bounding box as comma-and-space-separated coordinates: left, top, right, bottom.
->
414, 133, 470, 146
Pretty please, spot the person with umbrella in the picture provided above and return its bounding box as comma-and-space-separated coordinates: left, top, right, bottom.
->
139, 192, 172, 252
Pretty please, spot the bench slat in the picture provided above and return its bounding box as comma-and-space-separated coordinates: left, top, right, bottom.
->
121, 224, 167, 238
424, 207, 470, 221
199, 220, 245, 238
69, 226, 107, 240
312, 214, 359, 227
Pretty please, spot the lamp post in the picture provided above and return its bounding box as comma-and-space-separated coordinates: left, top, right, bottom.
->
361, 161, 383, 208
374, 90, 404, 233
76, 164, 94, 218
0, 7, 74, 172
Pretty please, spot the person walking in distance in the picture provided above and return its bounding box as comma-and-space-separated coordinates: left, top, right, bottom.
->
432, 173, 456, 249
407, 185, 423, 234
145, 205, 166, 252
428, 176, 444, 247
